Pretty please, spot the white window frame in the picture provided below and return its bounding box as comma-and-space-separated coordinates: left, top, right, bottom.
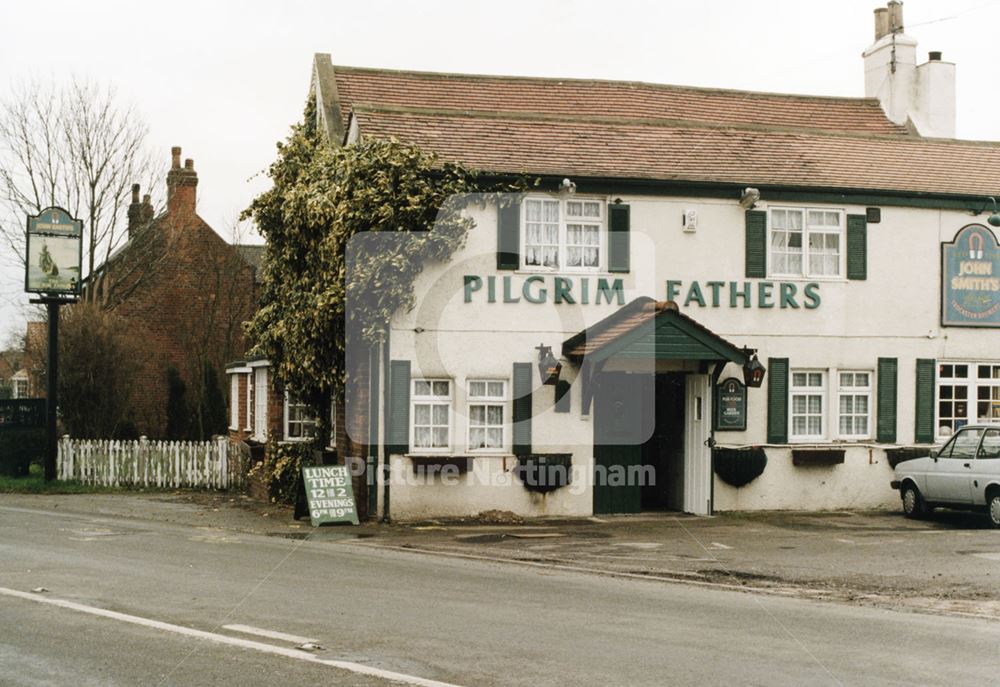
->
790, 370, 827, 441
283, 393, 317, 442
229, 374, 239, 430
245, 373, 253, 432
410, 379, 452, 454
253, 367, 268, 441
520, 196, 605, 273
11, 375, 28, 399
937, 362, 1000, 438
837, 371, 872, 440
466, 380, 507, 453
768, 207, 845, 279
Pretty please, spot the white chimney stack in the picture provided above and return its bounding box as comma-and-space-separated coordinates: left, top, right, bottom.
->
863, 1, 956, 138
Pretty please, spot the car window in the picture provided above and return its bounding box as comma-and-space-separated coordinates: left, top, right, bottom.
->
936, 434, 958, 459
978, 428, 1000, 460
950, 428, 984, 459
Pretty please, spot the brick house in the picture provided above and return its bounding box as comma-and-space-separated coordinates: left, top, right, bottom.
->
88, 147, 260, 438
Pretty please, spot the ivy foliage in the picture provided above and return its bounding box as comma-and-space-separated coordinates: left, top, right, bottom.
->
243, 98, 528, 414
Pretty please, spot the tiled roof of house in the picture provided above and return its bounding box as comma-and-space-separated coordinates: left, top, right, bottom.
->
315, 58, 1000, 198
332, 65, 909, 136
353, 106, 1000, 197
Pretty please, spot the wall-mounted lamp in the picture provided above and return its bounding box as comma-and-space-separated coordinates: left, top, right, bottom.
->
741, 350, 766, 388
739, 187, 761, 210
977, 197, 1000, 227
535, 344, 562, 385
559, 178, 577, 195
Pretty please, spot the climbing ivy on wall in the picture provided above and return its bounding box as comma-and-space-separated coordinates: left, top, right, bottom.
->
243, 97, 528, 420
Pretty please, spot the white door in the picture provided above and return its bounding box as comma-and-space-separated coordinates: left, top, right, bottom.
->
684, 374, 712, 515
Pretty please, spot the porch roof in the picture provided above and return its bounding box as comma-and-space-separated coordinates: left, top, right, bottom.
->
562, 297, 749, 365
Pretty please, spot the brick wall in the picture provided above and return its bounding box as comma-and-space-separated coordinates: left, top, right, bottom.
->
91, 148, 257, 438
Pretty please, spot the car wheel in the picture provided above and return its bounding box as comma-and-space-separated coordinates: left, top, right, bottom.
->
989, 492, 1000, 529
902, 484, 927, 519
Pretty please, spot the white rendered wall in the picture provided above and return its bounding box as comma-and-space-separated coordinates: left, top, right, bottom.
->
381, 193, 996, 517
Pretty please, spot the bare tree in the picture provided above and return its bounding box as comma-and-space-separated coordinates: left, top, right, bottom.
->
0, 78, 158, 300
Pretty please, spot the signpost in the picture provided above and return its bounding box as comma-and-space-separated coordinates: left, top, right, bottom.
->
714, 377, 747, 431
301, 465, 360, 526
25, 207, 82, 481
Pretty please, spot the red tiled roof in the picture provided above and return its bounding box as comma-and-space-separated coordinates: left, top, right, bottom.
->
316, 60, 1000, 198
333, 66, 909, 136
355, 106, 1000, 197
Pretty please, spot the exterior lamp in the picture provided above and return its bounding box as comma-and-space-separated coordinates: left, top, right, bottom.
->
535, 344, 562, 385
742, 353, 766, 388
975, 197, 1000, 227
988, 198, 1000, 228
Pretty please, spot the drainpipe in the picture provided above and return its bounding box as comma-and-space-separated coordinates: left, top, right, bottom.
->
381, 332, 391, 523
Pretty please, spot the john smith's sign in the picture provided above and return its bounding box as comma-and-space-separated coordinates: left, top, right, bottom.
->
942, 224, 1000, 327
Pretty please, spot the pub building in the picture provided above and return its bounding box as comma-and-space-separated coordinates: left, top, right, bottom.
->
229, 2, 1000, 520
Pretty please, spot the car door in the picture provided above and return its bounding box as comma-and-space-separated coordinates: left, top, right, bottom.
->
926, 427, 981, 503
973, 427, 1000, 506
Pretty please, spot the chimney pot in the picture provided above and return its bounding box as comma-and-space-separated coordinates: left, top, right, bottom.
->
929, 50, 942, 61
874, 7, 889, 40
184, 158, 194, 170
888, 0, 904, 34
171, 146, 181, 169
131, 184, 140, 202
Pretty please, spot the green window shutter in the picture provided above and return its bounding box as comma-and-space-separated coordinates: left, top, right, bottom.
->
876, 358, 898, 443
555, 380, 571, 413
512, 363, 533, 456
497, 200, 520, 270
387, 360, 410, 455
915, 359, 936, 444
847, 214, 868, 280
767, 358, 789, 444
608, 203, 630, 273
745, 210, 767, 278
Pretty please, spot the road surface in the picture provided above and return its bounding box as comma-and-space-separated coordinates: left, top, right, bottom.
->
1, 502, 998, 686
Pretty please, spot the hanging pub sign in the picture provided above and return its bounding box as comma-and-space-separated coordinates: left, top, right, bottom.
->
301, 465, 360, 526
714, 377, 747, 431
942, 224, 1000, 327
25, 207, 83, 295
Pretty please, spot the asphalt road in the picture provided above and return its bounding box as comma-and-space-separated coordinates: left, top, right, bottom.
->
2, 502, 999, 686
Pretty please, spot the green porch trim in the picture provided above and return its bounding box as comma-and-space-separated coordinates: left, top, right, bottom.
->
586, 308, 748, 364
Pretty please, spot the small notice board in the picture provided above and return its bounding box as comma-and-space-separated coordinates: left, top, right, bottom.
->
714, 377, 747, 432
301, 465, 359, 526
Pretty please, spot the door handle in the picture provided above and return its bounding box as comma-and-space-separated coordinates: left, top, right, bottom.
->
963, 463, 971, 468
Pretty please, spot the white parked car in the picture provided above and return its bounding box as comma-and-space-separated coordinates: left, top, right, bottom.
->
891, 424, 1000, 528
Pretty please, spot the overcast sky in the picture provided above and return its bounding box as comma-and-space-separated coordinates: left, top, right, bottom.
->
1, 0, 998, 343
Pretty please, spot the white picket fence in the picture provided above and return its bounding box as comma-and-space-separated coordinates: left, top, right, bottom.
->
57, 435, 238, 489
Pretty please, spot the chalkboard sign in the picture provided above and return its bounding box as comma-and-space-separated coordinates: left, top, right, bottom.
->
714, 377, 747, 431
301, 465, 359, 526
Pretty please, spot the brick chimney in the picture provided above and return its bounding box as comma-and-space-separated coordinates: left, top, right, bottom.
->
863, 2, 956, 137
166, 145, 198, 216
127, 183, 142, 238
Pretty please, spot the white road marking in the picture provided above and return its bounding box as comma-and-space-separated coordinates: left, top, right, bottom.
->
0, 586, 463, 687
709, 542, 733, 550
221, 623, 318, 645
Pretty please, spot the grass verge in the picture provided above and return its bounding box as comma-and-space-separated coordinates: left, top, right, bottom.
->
0, 463, 123, 494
